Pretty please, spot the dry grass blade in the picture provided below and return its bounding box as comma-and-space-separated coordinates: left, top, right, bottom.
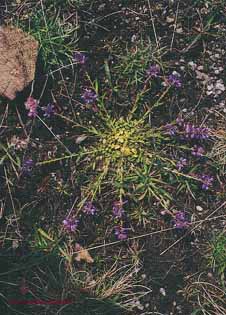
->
186, 277, 226, 315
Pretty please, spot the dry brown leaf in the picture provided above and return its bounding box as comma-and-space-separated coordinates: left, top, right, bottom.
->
74, 243, 94, 264
0, 26, 38, 100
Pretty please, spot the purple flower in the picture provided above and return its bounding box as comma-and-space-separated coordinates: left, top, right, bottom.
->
176, 117, 184, 126
112, 200, 126, 218
184, 123, 195, 138
28, 109, 37, 118
184, 123, 209, 140
25, 97, 38, 118
41, 104, 55, 118
191, 145, 205, 157
22, 159, 34, 174
146, 64, 160, 78
164, 123, 178, 136
82, 202, 96, 215
173, 211, 189, 229
176, 157, 187, 171
114, 226, 128, 240
81, 89, 97, 104
194, 127, 210, 140
63, 217, 79, 232
73, 52, 87, 64
167, 72, 182, 88
199, 174, 214, 190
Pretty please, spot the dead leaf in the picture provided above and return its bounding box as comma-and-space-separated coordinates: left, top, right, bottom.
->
75, 135, 88, 144
74, 243, 94, 264
0, 26, 39, 100
37, 176, 51, 193
175, 27, 183, 34
166, 16, 175, 23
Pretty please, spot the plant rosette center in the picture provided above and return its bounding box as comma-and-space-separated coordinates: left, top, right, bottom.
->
95, 118, 150, 161
102, 128, 138, 158
79, 117, 162, 168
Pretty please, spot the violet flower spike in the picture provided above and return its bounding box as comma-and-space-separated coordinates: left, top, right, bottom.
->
81, 89, 97, 104
28, 109, 37, 118
164, 123, 178, 136
183, 123, 210, 140
173, 211, 189, 229
200, 175, 214, 190
22, 159, 34, 174
176, 157, 187, 171
82, 202, 97, 215
176, 117, 184, 126
112, 200, 126, 218
73, 51, 87, 64
114, 226, 128, 240
191, 145, 205, 157
195, 127, 210, 140
168, 71, 182, 88
146, 64, 160, 78
63, 218, 79, 232
41, 104, 55, 118
184, 123, 195, 138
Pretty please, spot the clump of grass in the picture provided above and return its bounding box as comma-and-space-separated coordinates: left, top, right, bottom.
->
185, 276, 226, 315
75, 112, 177, 209
85, 263, 151, 312
210, 130, 226, 175
208, 231, 226, 283
0, 252, 130, 315
113, 40, 158, 87
0, 236, 149, 314
16, 4, 78, 73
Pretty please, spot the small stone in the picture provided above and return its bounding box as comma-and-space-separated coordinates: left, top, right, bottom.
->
98, 4, 106, 11
215, 81, 225, 91
160, 287, 166, 296
137, 305, 144, 310
196, 206, 203, 212
176, 28, 183, 34
207, 272, 213, 278
12, 239, 19, 249
188, 61, 197, 70
131, 34, 136, 42
207, 84, 214, 91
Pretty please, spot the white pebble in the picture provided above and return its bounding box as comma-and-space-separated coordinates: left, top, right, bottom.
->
196, 206, 203, 212
160, 287, 166, 296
